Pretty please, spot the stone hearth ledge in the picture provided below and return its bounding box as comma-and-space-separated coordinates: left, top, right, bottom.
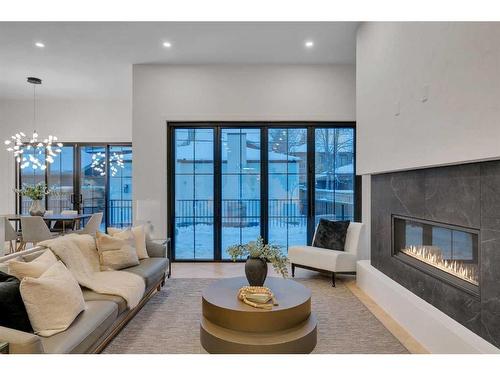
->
356, 260, 500, 354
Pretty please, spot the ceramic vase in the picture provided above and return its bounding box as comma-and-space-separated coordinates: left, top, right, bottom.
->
29, 200, 45, 216
245, 257, 268, 286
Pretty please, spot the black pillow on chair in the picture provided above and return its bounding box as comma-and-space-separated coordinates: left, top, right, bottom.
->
0, 271, 33, 333
312, 219, 350, 251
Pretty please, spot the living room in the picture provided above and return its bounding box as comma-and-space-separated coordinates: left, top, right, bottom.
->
1, 0, 499, 373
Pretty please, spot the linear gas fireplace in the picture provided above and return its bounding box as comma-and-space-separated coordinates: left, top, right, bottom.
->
392, 215, 480, 295
372, 162, 500, 347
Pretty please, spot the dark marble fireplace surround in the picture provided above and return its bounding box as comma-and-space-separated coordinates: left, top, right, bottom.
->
371, 160, 500, 348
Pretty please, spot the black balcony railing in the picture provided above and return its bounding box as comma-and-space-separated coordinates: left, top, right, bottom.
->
108, 199, 132, 228
175, 197, 353, 227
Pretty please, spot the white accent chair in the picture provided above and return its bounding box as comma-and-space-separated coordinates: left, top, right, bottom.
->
288, 221, 364, 286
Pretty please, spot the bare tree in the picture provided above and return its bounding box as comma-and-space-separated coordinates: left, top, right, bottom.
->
315, 129, 353, 190
268, 129, 306, 153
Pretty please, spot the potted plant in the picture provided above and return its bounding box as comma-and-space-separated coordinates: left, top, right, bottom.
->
14, 182, 54, 216
227, 237, 288, 286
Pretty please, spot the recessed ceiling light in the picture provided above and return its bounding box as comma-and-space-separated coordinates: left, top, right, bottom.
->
35, 42, 45, 48
162, 41, 172, 48
305, 40, 314, 48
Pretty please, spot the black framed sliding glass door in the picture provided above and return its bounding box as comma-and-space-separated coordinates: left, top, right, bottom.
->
173, 128, 215, 260
17, 143, 132, 231
108, 145, 133, 228
221, 128, 262, 259
168, 122, 357, 262
47, 146, 75, 213
79, 146, 107, 231
314, 128, 355, 225
18, 148, 46, 215
267, 128, 308, 251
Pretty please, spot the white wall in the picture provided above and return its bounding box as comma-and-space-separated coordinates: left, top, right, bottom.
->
357, 22, 500, 175
0, 97, 131, 214
356, 22, 500, 261
132, 64, 356, 239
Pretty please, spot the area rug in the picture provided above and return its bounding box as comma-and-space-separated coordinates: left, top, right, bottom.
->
103, 277, 408, 354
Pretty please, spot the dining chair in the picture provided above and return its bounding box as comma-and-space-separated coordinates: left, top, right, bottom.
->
19, 216, 58, 250
52, 209, 79, 232
43, 210, 54, 230
76, 212, 103, 237
4, 217, 20, 253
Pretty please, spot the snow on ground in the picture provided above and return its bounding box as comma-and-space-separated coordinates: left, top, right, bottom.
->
175, 222, 307, 260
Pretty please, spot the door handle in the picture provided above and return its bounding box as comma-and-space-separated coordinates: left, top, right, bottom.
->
70, 194, 74, 204
79, 194, 83, 204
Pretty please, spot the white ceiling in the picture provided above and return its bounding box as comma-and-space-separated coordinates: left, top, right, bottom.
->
0, 22, 358, 100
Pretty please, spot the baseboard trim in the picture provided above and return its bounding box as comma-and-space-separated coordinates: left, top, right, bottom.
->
344, 279, 428, 354
356, 260, 499, 354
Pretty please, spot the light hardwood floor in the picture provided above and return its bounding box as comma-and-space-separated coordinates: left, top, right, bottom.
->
171, 262, 428, 354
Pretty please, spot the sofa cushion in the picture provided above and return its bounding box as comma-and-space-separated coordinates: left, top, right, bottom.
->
123, 258, 167, 290
312, 219, 350, 251
146, 240, 167, 258
8, 250, 58, 280
0, 325, 43, 354
0, 271, 33, 333
41, 300, 118, 354
96, 232, 140, 271
82, 288, 128, 315
108, 226, 149, 260
288, 245, 357, 273
20, 262, 86, 337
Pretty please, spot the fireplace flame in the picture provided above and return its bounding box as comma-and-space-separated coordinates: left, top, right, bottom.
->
401, 245, 479, 286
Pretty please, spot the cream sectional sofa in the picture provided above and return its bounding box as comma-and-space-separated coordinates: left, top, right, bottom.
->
0, 239, 169, 354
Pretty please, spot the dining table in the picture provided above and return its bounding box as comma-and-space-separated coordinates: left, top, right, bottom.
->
6, 213, 93, 233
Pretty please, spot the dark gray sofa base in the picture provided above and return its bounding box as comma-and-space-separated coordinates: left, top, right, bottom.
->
88, 272, 166, 354
42, 300, 119, 354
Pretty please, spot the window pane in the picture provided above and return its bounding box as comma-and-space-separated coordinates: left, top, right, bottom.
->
268, 128, 307, 253
174, 128, 214, 260
314, 128, 354, 226
47, 146, 74, 214
19, 147, 46, 214
80, 146, 106, 231
108, 145, 133, 228
221, 128, 261, 259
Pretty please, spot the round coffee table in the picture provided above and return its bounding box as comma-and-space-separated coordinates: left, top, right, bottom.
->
200, 277, 317, 354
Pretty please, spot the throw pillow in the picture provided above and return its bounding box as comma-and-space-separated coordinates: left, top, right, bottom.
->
0, 256, 22, 274
20, 261, 86, 337
0, 271, 33, 332
8, 250, 58, 280
96, 232, 140, 270
108, 226, 149, 259
312, 219, 350, 251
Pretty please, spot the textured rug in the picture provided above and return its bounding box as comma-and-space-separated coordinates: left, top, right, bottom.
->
103, 277, 408, 354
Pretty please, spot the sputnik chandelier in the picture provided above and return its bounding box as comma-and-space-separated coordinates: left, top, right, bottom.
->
90, 152, 106, 176
4, 77, 63, 170
90, 151, 125, 177
109, 152, 125, 176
